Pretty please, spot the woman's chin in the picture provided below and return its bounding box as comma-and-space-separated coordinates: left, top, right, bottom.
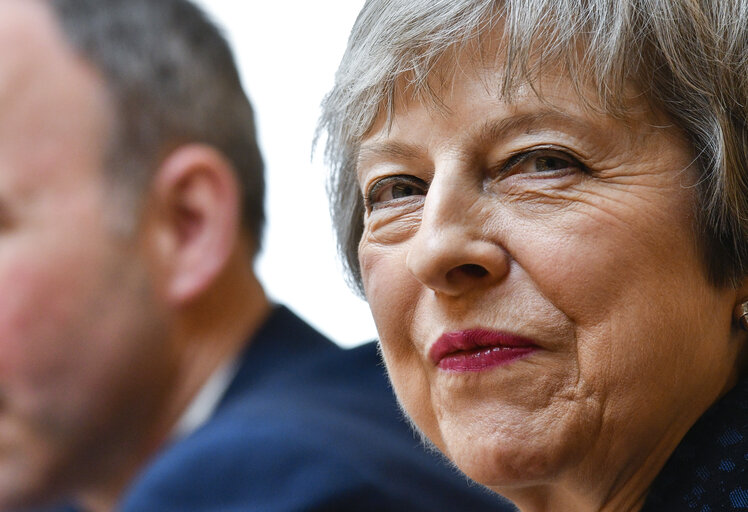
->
446, 438, 563, 490
433, 409, 592, 493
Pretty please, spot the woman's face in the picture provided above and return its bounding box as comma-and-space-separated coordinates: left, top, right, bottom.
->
356, 62, 745, 505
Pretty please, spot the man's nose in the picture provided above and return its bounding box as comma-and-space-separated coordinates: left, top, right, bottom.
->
405, 170, 510, 297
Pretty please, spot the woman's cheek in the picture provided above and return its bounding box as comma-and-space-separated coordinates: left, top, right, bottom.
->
360, 238, 441, 435
361, 241, 417, 350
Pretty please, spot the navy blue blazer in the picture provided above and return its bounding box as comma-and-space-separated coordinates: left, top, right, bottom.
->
641, 375, 748, 511
100, 306, 513, 511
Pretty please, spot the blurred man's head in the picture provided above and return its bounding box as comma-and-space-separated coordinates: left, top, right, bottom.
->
0, 0, 267, 509
51, 0, 265, 244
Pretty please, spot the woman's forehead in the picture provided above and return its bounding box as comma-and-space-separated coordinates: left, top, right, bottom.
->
368, 29, 658, 143
367, 44, 662, 149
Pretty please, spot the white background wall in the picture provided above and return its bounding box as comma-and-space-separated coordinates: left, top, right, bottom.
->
191, 1, 375, 347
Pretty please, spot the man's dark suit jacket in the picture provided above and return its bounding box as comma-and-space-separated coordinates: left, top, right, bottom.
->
89, 305, 512, 511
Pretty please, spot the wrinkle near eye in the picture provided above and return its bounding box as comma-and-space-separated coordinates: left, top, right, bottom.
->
364, 208, 422, 246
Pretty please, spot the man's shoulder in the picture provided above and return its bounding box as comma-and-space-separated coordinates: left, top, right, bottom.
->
117, 344, 398, 510
119, 310, 514, 511
218, 307, 394, 427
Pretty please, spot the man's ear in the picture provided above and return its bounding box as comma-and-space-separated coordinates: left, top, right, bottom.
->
145, 144, 241, 306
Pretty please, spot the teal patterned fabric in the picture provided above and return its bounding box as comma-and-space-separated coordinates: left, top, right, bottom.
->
642, 376, 748, 511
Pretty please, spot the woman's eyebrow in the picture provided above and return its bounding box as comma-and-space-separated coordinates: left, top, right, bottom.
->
357, 141, 427, 169
478, 111, 589, 144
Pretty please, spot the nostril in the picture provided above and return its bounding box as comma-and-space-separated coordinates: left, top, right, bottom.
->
449, 263, 488, 280
461, 264, 488, 277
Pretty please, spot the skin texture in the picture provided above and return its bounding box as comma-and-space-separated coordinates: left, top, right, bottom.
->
357, 57, 747, 511
0, 1, 170, 506
0, 1, 269, 510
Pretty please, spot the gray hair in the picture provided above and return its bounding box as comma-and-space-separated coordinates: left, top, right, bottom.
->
319, 0, 748, 294
49, 0, 266, 251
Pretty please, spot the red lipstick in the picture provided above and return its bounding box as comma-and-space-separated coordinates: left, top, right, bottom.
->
429, 329, 538, 372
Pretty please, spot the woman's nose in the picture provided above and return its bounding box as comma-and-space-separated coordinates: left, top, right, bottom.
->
405, 175, 510, 296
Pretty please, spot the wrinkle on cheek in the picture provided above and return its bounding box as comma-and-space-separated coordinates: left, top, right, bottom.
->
544, 177, 693, 247
358, 242, 386, 291
359, 241, 418, 343
529, 352, 607, 466
363, 209, 422, 246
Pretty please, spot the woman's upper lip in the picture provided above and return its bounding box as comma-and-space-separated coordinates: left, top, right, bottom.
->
428, 329, 539, 364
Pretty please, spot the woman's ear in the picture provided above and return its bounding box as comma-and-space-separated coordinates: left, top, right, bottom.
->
732, 278, 748, 332
144, 143, 241, 306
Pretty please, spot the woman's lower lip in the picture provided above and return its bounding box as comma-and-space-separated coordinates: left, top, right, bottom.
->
437, 346, 536, 372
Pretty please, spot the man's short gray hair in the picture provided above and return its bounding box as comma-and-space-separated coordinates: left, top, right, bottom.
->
319, 0, 748, 294
50, 0, 265, 251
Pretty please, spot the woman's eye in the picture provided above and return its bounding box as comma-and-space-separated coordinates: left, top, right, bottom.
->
503, 150, 585, 177
534, 155, 573, 172
366, 175, 428, 211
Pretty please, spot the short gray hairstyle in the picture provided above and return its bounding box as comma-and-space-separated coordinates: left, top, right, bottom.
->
319, 0, 748, 295
49, 0, 266, 251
